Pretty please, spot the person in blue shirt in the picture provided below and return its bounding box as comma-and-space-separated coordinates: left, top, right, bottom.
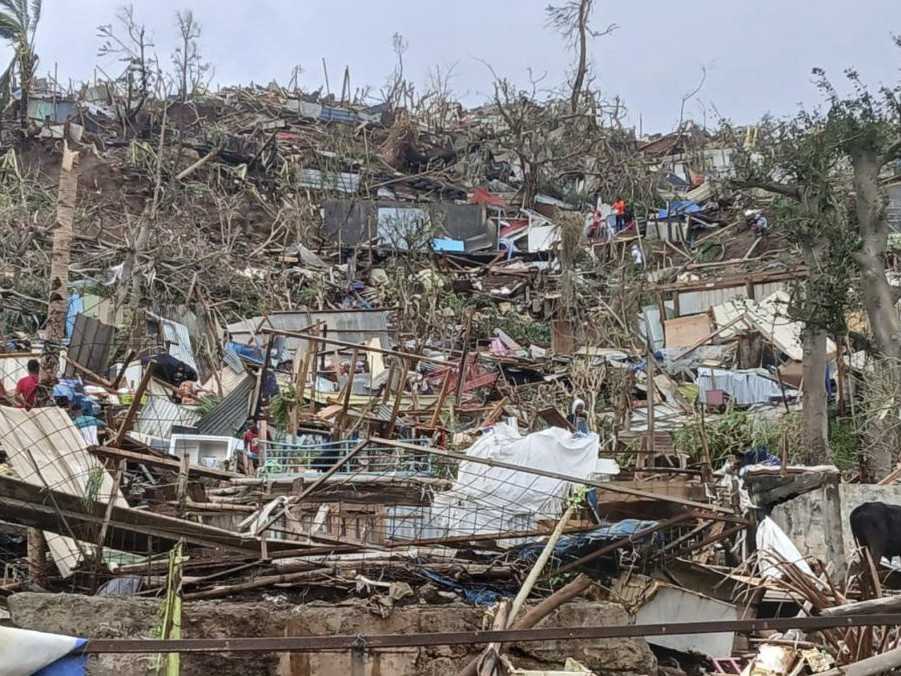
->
71, 400, 105, 445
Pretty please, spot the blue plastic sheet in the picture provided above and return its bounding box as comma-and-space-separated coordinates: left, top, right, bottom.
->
226, 341, 264, 365
432, 237, 465, 253
418, 568, 510, 606
512, 518, 660, 575
65, 293, 83, 340
657, 200, 702, 220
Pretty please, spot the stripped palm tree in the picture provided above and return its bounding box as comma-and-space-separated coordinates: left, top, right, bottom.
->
0, 0, 41, 129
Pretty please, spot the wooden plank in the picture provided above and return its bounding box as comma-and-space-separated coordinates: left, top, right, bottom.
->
259, 327, 455, 368
536, 406, 574, 431
677, 314, 749, 361
95, 459, 126, 560
252, 439, 372, 538
820, 594, 901, 617
113, 363, 154, 446
664, 314, 713, 349
551, 320, 575, 355
90, 446, 238, 481
0, 473, 305, 554
653, 268, 807, 294
63, 355, 114, 388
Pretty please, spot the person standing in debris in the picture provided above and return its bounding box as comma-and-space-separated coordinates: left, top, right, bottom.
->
242, 424, 262, 474
752, 212, 768, 237
630, 243, 644, 268
568, 399, 589, 435
613, 196, 626, 231
72, 400, 105, 446
15, 359, 40, 410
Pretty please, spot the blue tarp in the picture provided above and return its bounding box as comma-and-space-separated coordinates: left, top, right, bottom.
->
512, 518, 660, 576
226, 341, 264, 365
0, 626, 88, 675
418, 568, 510, 606
432, 237, 466, 253
65, 294, 84, 340
657, 200, 702, 220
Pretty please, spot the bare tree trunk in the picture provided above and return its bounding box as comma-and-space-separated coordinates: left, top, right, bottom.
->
118, 107, 168, 356
797, 243, 830, 464
850, 149, 901, 481
801, 322, 830, 464
18, 46, 30, 130
41, 141, 79, 389
569, 0, 590, 114
851, 149, 901, 360
120, 218, 153, 354
522, 159, 539, 208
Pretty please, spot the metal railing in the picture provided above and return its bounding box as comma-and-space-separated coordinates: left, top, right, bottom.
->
259, 437, 434, 479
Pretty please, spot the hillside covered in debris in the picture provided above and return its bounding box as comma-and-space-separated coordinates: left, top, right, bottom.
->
2, 2, 901, 676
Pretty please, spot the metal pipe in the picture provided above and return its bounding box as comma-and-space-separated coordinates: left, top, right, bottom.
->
80, 614, 901, 654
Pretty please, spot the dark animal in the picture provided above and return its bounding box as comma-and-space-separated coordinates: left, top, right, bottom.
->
849, 501, 901, 565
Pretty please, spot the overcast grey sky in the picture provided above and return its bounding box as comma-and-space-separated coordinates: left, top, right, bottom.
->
16, 0, 901, 131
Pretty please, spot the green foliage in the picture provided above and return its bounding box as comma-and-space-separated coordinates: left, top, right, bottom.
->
194, 394, 221, 417
673, 405, 861, 470
269, 385, 297, 431
474, 307, 551, 346
829, 416, 860, 471
673, 407, 779, 466
81, 466, 104, 510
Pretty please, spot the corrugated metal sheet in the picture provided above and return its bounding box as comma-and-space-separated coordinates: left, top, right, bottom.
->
640, 305, 665, 351
676, 282, 788, 317
887, 183, 901, 234
677, 286, 747, 316
27, 97, 75, 123
753, 281, 788, 300
285, 99, 379, 125
299, 168, 360, 194
135, 383, 202, 439
0, 406, 127, 577
63, 314, 116, 379
222, 347, 244, 373
195, 375, 254, 437
711, 290, 836, 360
227, 309, 392, 359
323, 199, 493, 252
147, 312, 197, 371
202, 364, 247, 398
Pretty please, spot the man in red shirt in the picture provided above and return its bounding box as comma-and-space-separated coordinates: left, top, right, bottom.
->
15, 359, 40, 410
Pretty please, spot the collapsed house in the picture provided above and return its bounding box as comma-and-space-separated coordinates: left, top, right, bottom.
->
0, 67, 899, 676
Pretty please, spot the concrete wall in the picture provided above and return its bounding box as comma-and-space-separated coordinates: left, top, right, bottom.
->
771, 483, 901, 574
7, 592, 656, 676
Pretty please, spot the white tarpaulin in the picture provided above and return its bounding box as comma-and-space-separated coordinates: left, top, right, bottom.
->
427, 424, 598, 538
696, 367, 797, 405
756, 516, 816, 579
0, 626, 86, 675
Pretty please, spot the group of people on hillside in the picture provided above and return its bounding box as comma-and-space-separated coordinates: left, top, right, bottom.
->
588, 196, 635, 241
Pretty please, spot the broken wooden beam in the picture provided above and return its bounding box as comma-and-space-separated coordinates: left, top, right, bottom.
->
90, 445, 239, 481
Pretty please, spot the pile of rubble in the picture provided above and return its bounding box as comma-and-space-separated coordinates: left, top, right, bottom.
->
0, 73, 899, 676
